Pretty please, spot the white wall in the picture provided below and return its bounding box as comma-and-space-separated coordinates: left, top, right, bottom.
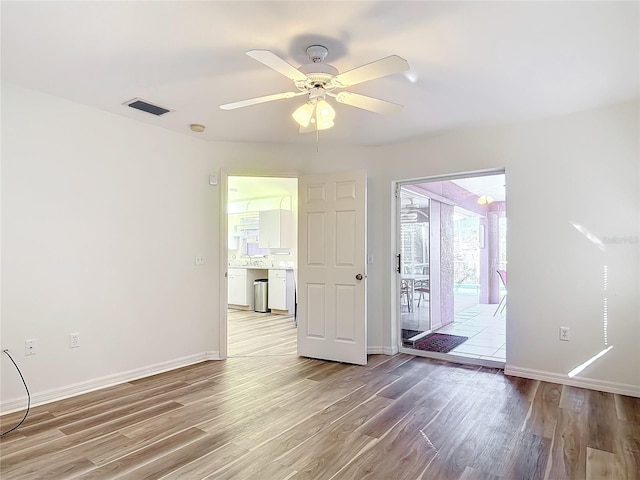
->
1, 84, 222, 407
373, 101, 640, 395
2, 84, 638, 410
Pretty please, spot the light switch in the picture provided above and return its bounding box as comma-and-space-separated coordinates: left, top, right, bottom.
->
209, 174, 218, 186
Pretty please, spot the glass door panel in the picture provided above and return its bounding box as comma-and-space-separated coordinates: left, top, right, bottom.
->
399, 188, 430, 346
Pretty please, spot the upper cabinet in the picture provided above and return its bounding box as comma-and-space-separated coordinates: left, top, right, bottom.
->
228, 213, 259, 249
259, 209, 293, 249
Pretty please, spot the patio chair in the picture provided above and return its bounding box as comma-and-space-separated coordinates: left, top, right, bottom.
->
401, 279, 412, 312
494, 269, 507, 316
414, 280, 430, 307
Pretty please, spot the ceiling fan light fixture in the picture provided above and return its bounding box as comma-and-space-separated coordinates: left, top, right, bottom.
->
477, 195, 494, 205
316, 99, 335, 119
315, 99, 335, 130
292, 102, 315, 128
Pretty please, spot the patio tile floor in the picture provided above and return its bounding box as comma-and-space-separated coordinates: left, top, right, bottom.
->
402, 296, 506, 363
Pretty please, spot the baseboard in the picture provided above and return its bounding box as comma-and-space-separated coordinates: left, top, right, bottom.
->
504, 365, 640, 398
204, 351, 221, 360
368, 346, 398, 355
1, 351, 221, 414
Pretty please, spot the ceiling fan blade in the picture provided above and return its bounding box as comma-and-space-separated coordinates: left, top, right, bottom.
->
331, 91, 403, 114
220, 91, 305, 110
330, 55, 409, 88
246, 49, 308, 82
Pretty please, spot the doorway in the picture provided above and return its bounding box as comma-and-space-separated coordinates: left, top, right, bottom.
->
397, 171, 507, 366
226, 175, 298, 357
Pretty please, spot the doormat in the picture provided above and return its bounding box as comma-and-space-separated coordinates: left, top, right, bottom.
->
411, 333, 468, 353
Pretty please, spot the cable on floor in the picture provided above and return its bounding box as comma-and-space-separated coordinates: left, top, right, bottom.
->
1, 349, 31, 437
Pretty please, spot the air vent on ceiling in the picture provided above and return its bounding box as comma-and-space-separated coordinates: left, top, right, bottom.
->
123, 98, 173, 116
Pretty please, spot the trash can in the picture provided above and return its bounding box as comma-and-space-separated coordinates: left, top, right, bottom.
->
254, 278, 269, 313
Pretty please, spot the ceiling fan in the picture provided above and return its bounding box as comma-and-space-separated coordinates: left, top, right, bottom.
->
220, 45, 410, 133
401, 198, 429, 223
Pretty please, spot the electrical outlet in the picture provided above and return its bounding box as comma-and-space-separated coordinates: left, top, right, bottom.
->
194, 255, 206, 266
69, 333, 80, 348
559, 327, 570, 341
25, 339, 37, 356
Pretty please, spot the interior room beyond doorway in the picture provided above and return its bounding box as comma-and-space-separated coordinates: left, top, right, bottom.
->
227, 176, 298, 357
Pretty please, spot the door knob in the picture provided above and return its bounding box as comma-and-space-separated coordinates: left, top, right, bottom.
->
355, 274, 363, 280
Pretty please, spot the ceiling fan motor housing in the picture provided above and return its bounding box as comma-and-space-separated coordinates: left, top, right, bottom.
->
294, 45, 339, 91
297, 62, 339, 88
306, 45, 328, 63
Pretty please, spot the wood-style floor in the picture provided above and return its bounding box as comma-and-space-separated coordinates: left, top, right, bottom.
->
227, 309, 297, 357
2, 352, 639, 479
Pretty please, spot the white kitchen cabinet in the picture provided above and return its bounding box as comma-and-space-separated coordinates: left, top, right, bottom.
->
228, 268, 264, 308
268, 269, 295, 314
268, 270, 287, 310
227, 268, 248, 306
259, 210, 293, 249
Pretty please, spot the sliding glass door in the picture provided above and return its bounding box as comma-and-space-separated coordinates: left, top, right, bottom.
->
399, 187, 431, 345
397, 171, 507, 364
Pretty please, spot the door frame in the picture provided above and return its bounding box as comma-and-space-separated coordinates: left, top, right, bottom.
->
392, 167, 506, 368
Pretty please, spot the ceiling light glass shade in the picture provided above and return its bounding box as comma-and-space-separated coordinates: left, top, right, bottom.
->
477, 195, 494, 205
292, 102, 315, 128
315, 99, 335, 130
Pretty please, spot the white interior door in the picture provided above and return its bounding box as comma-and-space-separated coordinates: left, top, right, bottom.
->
297, 170, 367, 365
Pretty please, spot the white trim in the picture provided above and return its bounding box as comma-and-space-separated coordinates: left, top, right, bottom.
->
219, 169, 229, 360
204, 351, 222, 361
504, 365, 640, 398
399, 346, 505, 369
0, 352, 221, 414
368, 346, 398, 355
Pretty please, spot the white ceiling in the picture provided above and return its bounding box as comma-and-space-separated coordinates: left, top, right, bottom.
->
2, 1, 638, 146
451, 174, 505, 202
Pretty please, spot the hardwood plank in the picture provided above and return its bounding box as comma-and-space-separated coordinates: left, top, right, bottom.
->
78, 427, 209, 479
278, 396, 392, 475
587, 390, 618, 453
0, 426, 66, 457
160, 442, 249, 479
502, 432, 551, 480
337, 406, 440, 480
559, 385, 589, 413
116, 433, 229, 480
613, 420, 640, 480
202, 448, 296, 480
466, 377, 536, 477
228, 309, 297, 357
242, 374, 399, 459
615, 394, 640, 424
523, 381, 562, 439
544, 407, 588, 479
1, 354, 638, 480
586, 447, 625, 480
459, 466, 500, 479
